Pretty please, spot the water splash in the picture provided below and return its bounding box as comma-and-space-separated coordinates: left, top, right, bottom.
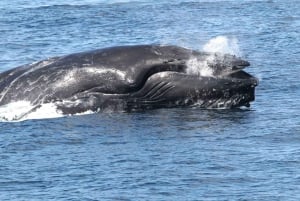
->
186, 56, 214, 77
202, 35, 241, 56
0, 101, 98, 122
186, 35, 242, 77
0, 101, 63, 122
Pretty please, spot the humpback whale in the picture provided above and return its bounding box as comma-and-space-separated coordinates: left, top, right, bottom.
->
0, 45, 258, 115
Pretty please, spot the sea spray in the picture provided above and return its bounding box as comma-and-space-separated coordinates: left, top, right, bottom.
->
186, 56, 215, 77
186, 35, 242, 77
202, 35, 241, 56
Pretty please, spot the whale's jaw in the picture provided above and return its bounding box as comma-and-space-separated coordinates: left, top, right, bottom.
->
122, 70, 258, 112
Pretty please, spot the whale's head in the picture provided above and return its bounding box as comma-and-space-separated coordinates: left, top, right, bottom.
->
125, 47, 258, 110
206, 53, 250, 77
54, 45, 259, 113
186, 51, 251, 77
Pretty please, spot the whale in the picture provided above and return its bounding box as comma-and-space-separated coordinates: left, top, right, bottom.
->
0, 45, 258, 114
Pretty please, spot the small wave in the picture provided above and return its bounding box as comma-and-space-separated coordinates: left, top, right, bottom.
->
13, 0, 153, 9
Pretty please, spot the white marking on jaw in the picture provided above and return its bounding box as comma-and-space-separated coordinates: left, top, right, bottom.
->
156, 72, 169, 78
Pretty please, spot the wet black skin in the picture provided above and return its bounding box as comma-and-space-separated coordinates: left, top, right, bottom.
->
0, 45, 258, 114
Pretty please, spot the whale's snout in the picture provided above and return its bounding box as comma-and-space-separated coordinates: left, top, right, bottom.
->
205, 54, 251, 77
232, 58, 250, 69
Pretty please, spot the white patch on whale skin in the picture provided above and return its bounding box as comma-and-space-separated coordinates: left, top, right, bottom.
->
83, 67, 128, 81
156, 71, 171, 78
82, 67, 132, 82
53, 70, 77, 88
53, 67, 132, 89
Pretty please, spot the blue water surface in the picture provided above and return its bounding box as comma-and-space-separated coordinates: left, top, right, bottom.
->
1, 0, 300, 200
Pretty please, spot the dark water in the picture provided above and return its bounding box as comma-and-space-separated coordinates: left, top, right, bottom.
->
1, 0, 300, 200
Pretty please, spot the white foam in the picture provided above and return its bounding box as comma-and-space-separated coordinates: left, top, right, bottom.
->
24, 103, 64, 121
0, 101, 63, 122
0, 100, 103, 122
0, 101, 32, 121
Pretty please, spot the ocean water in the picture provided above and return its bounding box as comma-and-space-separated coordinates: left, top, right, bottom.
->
1, 0, 300, 200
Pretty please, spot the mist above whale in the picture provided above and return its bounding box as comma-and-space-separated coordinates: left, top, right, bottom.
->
0, 44, 258, 116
